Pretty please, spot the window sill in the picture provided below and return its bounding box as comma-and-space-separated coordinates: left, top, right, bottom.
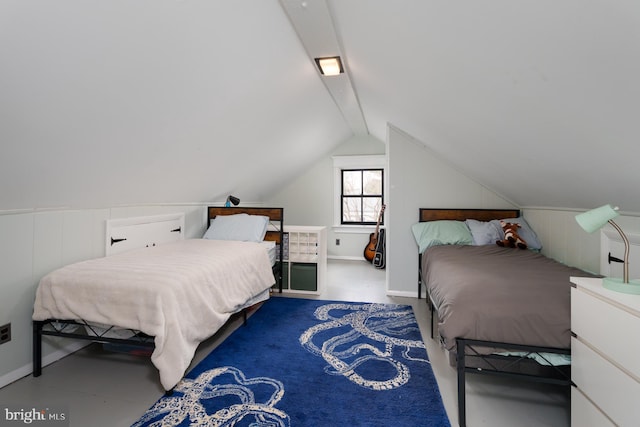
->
332, 225, 376, 234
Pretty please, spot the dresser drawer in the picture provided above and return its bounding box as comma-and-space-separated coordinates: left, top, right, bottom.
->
571, 387, 614, 427
572, 337, 640, 426
571, 287, 640, 378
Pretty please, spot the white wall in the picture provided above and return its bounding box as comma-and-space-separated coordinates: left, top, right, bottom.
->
267, 134, 386, 259
523, 207, 640, 276
267, 125, 519, 296
521, 208, 601, 274
386, 125, 517, 296
264, 123, 640, 298
0, 204, 207, 387
1, 1, 352, 211
385, 129, 640, 295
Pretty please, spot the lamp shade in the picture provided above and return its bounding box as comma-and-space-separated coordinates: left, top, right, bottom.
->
575, 204, 619, 233
225, 195, 240, 207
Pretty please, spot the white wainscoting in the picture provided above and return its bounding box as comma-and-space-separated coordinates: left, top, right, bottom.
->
600, 229, 640, 280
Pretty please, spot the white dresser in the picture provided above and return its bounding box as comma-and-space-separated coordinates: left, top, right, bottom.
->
570, 276, 640, 427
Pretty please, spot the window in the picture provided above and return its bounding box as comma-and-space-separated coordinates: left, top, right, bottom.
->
333, 155, 385, 230
341, 169, 384, 225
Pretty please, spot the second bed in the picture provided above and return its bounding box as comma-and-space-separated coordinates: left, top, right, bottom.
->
416, 208, 597, 427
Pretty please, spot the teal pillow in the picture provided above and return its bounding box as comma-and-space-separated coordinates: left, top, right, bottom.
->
411, 220, 473, 254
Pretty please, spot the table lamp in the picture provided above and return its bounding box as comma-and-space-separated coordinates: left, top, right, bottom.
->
575, 204, 640, 294
225, 195, 240, 207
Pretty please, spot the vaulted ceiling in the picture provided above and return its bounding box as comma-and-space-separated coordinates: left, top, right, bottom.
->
3, 1, 640, 213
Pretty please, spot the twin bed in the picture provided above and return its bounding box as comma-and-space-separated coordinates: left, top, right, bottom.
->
32, 207, 284, 391
416, 208, 596, 427
32, 205, 591, 425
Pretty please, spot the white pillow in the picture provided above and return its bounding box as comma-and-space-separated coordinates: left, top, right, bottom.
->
465, 219, 504, 245
203, 214, 269, 242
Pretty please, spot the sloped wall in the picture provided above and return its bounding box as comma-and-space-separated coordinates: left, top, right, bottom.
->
1, 1, 351, 212
387, 125, 515, 296
267, 125, 517, 296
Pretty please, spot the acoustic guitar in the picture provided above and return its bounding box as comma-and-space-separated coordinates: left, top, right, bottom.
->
363, 204, 385, 263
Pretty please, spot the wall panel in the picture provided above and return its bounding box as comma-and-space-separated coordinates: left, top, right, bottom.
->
0, 204, 208, 387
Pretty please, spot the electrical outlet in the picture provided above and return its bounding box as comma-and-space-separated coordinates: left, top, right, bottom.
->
335, 239, 340, 246
0, 323, 11, 345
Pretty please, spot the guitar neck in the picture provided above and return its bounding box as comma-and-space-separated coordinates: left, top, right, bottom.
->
373, 205, 385, 235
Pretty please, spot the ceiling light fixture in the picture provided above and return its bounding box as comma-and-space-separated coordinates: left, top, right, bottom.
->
314, 56, 344, 76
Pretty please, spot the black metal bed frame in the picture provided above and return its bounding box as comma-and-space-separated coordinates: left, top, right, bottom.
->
416, 208, 572, 427
32, 320, 155, 377
33, 207, 284, 380
32, 310, 252, 379
425, 286, 571, 427
455, 338, 571, 427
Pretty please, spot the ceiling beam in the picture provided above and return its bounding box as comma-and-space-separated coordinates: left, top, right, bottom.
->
280, 0, 368, 135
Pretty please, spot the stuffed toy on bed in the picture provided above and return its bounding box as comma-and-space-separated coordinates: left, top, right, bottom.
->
496, 221, 528, 250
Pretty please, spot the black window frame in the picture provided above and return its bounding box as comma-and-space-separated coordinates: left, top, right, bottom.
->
340, 168, 384, 225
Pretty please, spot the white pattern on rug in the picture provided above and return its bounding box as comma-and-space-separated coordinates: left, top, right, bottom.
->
131, 366, 290, 427
299, 303, 428, 390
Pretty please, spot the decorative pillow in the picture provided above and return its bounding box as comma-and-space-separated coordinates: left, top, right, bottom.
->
203, 214, 269, 242
496, 221, 528, 249
498, 216, 543, 250
411, 220, 473, 254
465, 219, 504, 245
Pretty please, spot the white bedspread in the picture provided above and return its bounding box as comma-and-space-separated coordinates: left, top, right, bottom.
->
33, 239, 275, 390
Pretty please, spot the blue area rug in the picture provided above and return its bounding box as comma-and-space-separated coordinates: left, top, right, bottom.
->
132, 297, 450, 426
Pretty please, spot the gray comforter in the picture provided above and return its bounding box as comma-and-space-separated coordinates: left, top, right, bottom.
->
422, 245, 596, 352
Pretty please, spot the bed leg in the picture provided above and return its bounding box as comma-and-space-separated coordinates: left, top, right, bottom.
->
417, 254, 422, 299
430, 303, 435, 339
457, 339, 467, 427
33, 321, 43, 377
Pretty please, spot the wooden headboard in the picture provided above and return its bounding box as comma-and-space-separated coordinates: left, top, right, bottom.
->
416, 208, 520, 300
207, 206, 284, 244
207, 206, 285, 292
419, 208, 520, 222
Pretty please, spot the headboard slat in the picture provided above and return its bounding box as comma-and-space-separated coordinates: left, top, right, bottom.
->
207, 207, 284, 244
419, 208, 520, 222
